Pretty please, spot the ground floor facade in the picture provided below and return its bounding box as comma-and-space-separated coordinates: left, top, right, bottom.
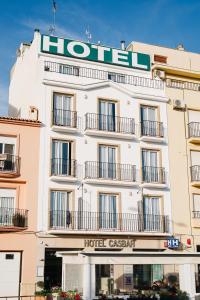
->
1, 233, 200, 299
34, 234, 200, 299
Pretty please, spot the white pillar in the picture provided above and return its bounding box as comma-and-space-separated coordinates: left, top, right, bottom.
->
62, 263, 66, 291
90, 264, 96, 299
83, 256, 91, 300
179, 264, 196, 299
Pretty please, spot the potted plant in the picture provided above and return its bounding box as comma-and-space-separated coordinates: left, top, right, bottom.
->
51, 286, 62, 298
12, 212, 26, 227
35, 289, 52, 300
58, 289, 82, 300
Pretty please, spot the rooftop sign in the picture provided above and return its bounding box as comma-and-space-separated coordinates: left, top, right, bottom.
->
41, 35, 150, 71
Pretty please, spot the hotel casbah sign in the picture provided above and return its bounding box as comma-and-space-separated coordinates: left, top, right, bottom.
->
41, 35, 150, 71
84, 239, 135, 248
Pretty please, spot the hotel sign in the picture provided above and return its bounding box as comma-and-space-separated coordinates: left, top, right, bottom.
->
41, 35, 150, 71
84, 239, 135, 248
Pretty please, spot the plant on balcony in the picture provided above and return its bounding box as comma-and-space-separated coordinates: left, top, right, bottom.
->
51, 286, 62, 297
35, 289, 52, 300
12, 212, 26, 227
58, 289, 82, 300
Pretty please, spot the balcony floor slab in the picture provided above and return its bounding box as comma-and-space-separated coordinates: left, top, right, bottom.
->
84, 129, 136, 140
47, 229, 170, 236
140, 183, 168, 189
51, 125, 79, 134
140, 136, 165, 143
50, 176, 78, 183
83, 178, 138, 187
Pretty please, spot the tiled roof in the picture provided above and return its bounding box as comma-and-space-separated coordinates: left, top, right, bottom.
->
0, 116, 41, 125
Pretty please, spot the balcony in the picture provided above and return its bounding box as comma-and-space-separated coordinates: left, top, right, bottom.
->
0, 154, 20, 177
44, 61, 164, 90
192, 211, 200, 228
50, 158, 77, 182
191, 165, 200, 187
49, 211, 169, 234
52, 109, 78, 133
85, 113, 135, 139
188, 122, 200, 144
140, 120, 164, 143
0, 208, 28, 231
85, 161, 136, 186
141, 166, 166, 188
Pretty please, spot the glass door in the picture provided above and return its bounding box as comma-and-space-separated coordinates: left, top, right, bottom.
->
99, 145, 116, 179
53, 94, 72, 126
99, 194, 117, 229
50, 191, 71, 228
142, 149, 159, 182
141, 106, 157, 136
99, 100, 116, 131
143, 196, 161, 231
52, 140, 72, 175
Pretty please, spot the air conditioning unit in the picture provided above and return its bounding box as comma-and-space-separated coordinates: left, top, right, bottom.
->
173, 99, 185, 110
154, 69, 165, 80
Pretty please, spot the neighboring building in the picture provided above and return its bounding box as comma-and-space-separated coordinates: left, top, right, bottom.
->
128, 41, 200, 295
0, 116, 41, 296
7, 29, 200, 299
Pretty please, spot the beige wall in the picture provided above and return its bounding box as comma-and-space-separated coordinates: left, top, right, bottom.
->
0, 118, 40, 295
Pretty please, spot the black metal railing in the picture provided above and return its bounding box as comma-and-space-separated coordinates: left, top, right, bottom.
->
191, 165, 200, 182
51, 158, 76, 177
193, 211, 200, 218
0, 296, 35, 300
0, 154, 20, 174
141, 120, 164, 138
49, 210, 169, 233
166, 78, 200, 92
85, 113, 135, 134
188, 122, 200, 138
52, 109, 77, 128
142, 166, 166, 184
85, 161, 136, 182
44, 61, 164, 89
0, 208, 28, 228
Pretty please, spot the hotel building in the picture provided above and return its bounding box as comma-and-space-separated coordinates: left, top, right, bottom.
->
6, 30, 200, 299
0, 116, 41, 297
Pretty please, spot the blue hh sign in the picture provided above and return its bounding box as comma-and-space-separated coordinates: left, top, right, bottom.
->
167, 238, 180, 249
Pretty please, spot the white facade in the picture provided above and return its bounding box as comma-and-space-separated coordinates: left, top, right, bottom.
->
9, 30, 171, 233
8, 30, 187, 298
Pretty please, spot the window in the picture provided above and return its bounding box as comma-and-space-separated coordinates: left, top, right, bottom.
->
193, 194, 200, 218
59, 64, 79, 76
99, 194, 117, 229
140, 106, 161, 137
0, 189, 15, 226
51, 140, 73, 176
143, 196, 161, 231
0, 137, 16, 172
191, 151, 200, 182
142, 149, 160, 182
108, 72, 125, 83
53, 93, 75, 127
99, 145, 117, 179
50, 191, 71, 228
99, 99, 116, 132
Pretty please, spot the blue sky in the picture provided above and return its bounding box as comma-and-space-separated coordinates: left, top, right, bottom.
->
0, 0, 200, 116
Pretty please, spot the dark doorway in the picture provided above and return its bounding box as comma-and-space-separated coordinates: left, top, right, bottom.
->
44, 248, 62, 290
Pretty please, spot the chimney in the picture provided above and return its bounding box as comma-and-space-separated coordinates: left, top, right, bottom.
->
176, 44, 185, 51
120, 40, 125, 50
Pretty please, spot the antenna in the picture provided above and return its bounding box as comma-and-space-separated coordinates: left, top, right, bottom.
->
49, 0, 57, 35
85, 26, 92, 43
